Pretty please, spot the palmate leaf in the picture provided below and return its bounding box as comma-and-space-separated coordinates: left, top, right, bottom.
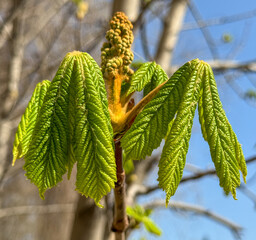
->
198, 64, 246, 198
74, 54, 116, 207
21, 51, 116, 205
12, 80, 51, 165
127, 62, 156, 95
24, 54, 76, 198
126, 205, 162, 236
158, 62, 204, 205
121, 59, 202, 161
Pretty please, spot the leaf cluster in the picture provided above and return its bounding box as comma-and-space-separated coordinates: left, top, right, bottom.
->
13, 53, 247, 206
13, 51, 116, 207
122, 59, 247, 204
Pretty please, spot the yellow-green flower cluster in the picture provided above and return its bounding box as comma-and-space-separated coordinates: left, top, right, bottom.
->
101, 12, 134, 81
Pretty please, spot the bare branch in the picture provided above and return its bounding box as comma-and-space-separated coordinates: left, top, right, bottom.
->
23, 0, 70, 46
168, 60, 256, 75
0, 0, 25, 49
134, 155, 256, 197
183, 8, 256, 31
2, 0, 26, 117
239, 184, 256, 208
132, 0, 155, 32
18, 5, 74, 103
143, 200, 243, 234
187, 0, 218, 59
126, 156, 159, 206
0, 122, 14, 182
0, 203, 75, 219
155, 0, 188, 70
139, 22, 153, 61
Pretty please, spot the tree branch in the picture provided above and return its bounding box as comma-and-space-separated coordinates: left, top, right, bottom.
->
112, 141, 129, 240
187, 0, 218, 59
182, 8, 256, 31
139, 22, 153, 61
0, 0, 25, 49
2, 0, 26, 117
143, 200, 243, 234
155, 0, 188, 70
135, 155, 256, 196
132, 0, 155, 32
23, 0, 70, 46
0, 203, 75, 219
168, 60, 256, 75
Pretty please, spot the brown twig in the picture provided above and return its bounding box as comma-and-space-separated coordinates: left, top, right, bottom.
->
125, 80, 167, 127
112, 141, 129, 240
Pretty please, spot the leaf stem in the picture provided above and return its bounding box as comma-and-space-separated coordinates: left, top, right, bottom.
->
112, 141, 129, 240
125, 80, 167, 126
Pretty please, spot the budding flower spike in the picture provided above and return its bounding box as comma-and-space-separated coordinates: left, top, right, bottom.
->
101, 12, 135, 135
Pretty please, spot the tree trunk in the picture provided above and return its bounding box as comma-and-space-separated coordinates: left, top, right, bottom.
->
70, 197, 106, 240
112, 0, 140, 22
155, 0, 188, 71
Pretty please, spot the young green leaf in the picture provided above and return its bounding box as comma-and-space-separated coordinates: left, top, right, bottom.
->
158, 62, 204, 205
127, 205, 162, 236
199, 64, 242, 199
127, 62, 156, 95
121, 59, 201, 161
12, 80, 50, 165
143, 64, 168, 97
66, 66, 77, 179
84, 53, 113, 136
74, 54, 116, 207
228, 123, 247, 183
24, 54, 76, 199
198, 89, 208, 142
22, 51, 116, 204
143, 218, 162, 236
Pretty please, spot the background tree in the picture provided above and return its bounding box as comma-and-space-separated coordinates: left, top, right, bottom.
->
0, 0, 256, 240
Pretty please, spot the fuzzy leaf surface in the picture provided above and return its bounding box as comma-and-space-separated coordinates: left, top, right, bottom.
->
228, 123, 247, 182
24, 54, 75, 198
84, 53, 113, 136
200, 64, 243, 198
127, 62, 156, 95
12, 80, 50, 165
122, 59, 201, 161
74, 54, 116, 207
198, 89, 208, 141
158, 62, 204, 205
143, 64, 168, 96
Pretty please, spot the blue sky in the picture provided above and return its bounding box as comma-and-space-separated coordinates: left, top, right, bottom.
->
130, 0, 256, 239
